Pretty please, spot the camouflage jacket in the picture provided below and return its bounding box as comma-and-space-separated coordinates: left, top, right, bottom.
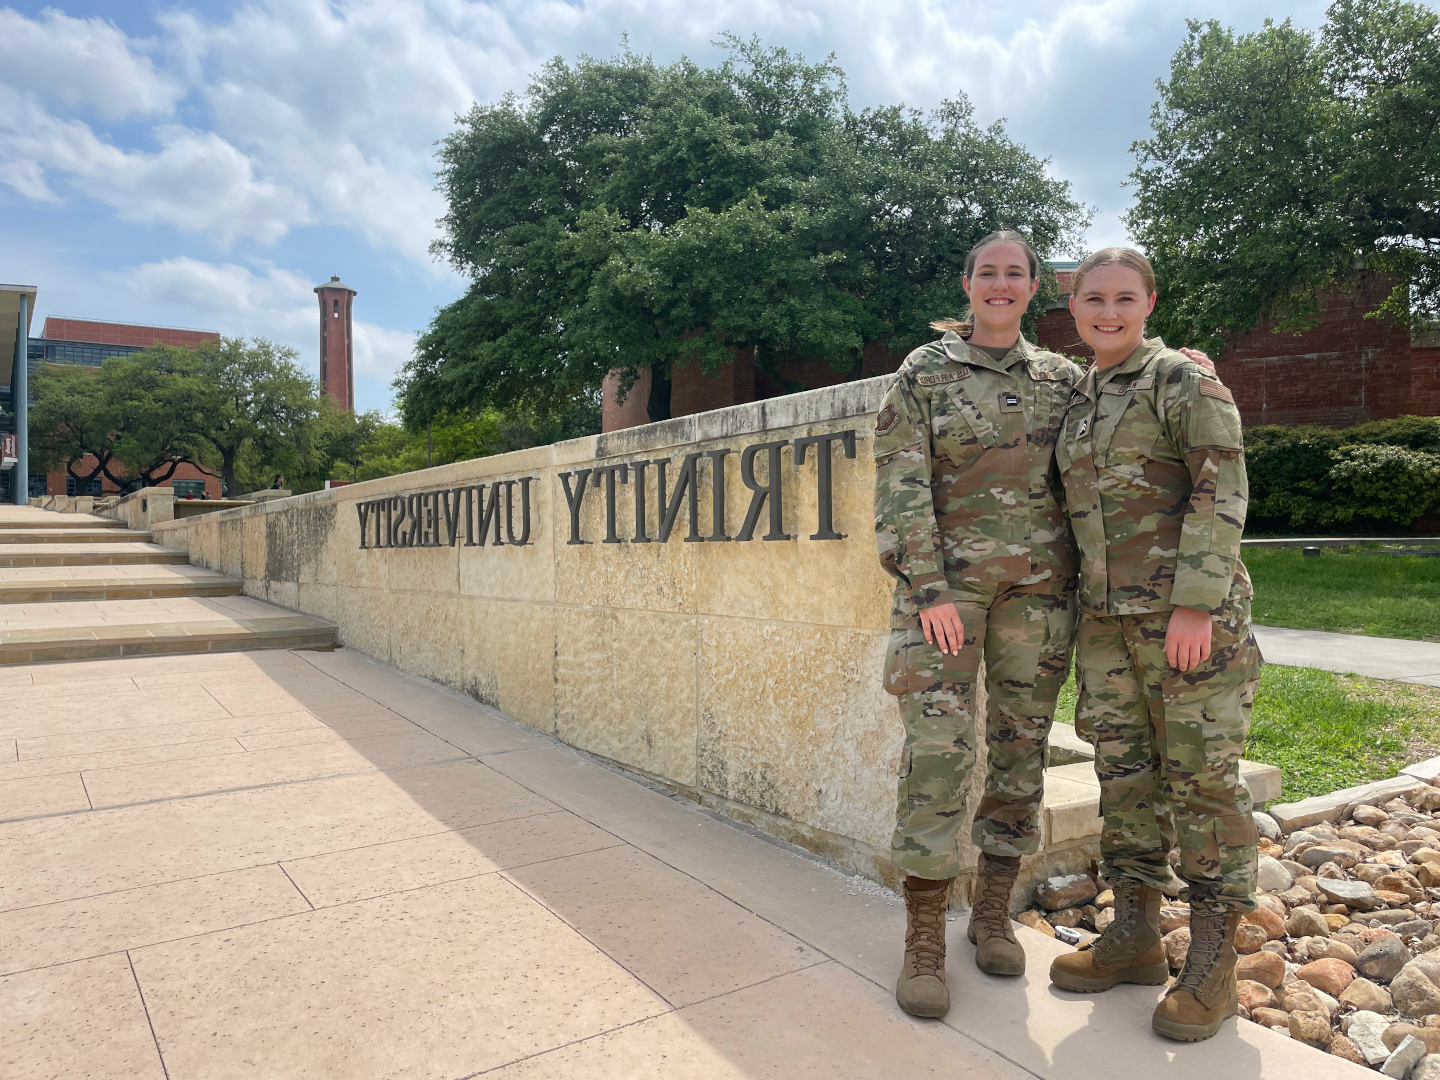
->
1056, 337, 1251, 617
873, 331, 1083, 628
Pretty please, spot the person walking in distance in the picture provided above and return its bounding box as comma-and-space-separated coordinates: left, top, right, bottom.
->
873, 231, 1083, 1018
1046, 248, 1261, 1043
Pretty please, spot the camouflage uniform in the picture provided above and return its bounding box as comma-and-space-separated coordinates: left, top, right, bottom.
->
875, 331, 1082, 881
1057, 338, 1261, 912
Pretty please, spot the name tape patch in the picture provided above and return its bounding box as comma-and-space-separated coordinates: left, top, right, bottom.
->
915, 368, 970, 386
1199, 380, 1235, 404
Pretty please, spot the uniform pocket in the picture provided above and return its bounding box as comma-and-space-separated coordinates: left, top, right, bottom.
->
1044, 594, 1079, 651
882, 626, 978, 696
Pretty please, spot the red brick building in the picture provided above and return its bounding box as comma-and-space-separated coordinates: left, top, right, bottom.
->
30, 318, 223, 499
603, 266, 1440, 432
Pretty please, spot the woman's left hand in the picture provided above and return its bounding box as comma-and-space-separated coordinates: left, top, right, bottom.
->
1165, 605, 1213, 672
1179, 347, 1216, 375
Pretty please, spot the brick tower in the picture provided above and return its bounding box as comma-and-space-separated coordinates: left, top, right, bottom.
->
314, 274, 356, 411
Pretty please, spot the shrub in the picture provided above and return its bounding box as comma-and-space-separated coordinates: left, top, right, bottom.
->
1245, 416, 1440, 531
1327, 444, 1440, 524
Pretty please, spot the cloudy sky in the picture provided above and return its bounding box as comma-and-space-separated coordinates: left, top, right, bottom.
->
0, 0, 1332, 412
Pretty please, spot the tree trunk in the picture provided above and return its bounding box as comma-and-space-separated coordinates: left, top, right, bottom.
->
222, 451, 238, 500
646, 363, 672, 423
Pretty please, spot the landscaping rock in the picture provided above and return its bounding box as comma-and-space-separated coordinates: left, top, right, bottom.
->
1158, 904, 1190, 934
1393, 962, 1440, 1017
1287, 908, 1330, 938
1341, 977, 1395, 1013
1414, 1055, 1440, 1080
1050, 908, 1083, 928
1317, 877, 1384, 911
1270, 777, 1428, 832
1093, 889, 1113, 908
1015, 910, 1054, 937
1281, 987, 1326, 1015
1237, 950, 1287, 989
1358, 936, 1412, 982
1246, 906, 1287, 941
1251, 1006, 1291, 1028
1403, 758, 1440, 784
1329, 1034, 1368, 1065
1382, 1035, 1428, 1077
1356, 805, 1393, 826
1347, 1012, 1398, 1065
1356, 909, 1427, 927
1093, 907, 1114, 934
1382, 1024, 1440, 1055
1163, 927, 1191, 971
1254, 811, 1283, 840
1308, 937, 1361, 965
1297, 957, 1357, 996
1394, 919, 1435, 939
1257, 855, 1292, 894
1302, 846, 1360, 870
1237, 980, 1279, 1012
1234, 921, 1269, 954
1034, 874, 1098, 911
1288, 1010, 1332, 1048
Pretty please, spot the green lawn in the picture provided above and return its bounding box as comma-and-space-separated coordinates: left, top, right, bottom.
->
1244, 545, 1440, 640
1050, 663, 1440, 802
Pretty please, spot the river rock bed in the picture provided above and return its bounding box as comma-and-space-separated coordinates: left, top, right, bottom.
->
1022, 780, 1440, 1073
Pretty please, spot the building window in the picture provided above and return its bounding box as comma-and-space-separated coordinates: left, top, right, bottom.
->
171, 479, 207, 498
333, 299, 340, 317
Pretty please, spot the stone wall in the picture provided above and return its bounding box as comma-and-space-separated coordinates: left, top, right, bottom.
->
155, 376, 1108, 896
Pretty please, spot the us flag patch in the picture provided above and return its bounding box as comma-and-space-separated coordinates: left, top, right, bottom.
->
1199, 380, 1234, 404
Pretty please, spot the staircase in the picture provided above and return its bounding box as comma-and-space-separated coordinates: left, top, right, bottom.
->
0, 506, 337, 664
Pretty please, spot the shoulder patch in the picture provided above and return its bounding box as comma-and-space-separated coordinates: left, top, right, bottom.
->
915, 369, 970, 387
875, 403, 899, 436
1199, 380, 1235, 404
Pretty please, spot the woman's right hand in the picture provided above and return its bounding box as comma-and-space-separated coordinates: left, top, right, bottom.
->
920, 602, 965, 656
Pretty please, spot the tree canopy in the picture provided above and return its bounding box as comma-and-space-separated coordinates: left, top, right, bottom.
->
397, 36, 1089, 426
1128, 0, 1440, 353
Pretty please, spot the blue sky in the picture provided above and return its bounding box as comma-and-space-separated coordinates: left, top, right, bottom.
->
0, 0, 1332, 412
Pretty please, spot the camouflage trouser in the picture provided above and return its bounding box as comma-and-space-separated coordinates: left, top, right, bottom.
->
1075, 599, 1263, 912
885, 577, 1077, 880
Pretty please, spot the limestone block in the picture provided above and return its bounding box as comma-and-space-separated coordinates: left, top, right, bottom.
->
696, 619, 901, 851
554, 606, 697, 785
387, 591, 466, 691
455, 478, 556, 603
1044, 776, 1103, 846
1404, 757, 1440, 784
461, 598, 556, 736
1047, 723, 1094, 766
1241, 760, 1283, 805
241, 514, 266, 583
1270, 776, 1431, 832
216, 519, 243, 580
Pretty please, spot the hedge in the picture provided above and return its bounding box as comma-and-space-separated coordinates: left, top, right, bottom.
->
1246, 415, 1440, 530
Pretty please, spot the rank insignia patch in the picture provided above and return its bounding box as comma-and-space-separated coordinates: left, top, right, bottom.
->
875, 403, 899, 436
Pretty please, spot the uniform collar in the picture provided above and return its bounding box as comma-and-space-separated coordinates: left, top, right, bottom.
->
1094, 337, 1165, 389
939, 329, 1033, 375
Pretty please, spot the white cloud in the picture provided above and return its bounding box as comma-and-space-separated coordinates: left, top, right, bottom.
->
0, 7, 181, 119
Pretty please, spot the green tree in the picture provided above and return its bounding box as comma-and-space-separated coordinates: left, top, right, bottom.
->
30, 346, 214, 493
398, 37, 1088, 426
194, 337, 320, 496
1128, 0, 1440, 352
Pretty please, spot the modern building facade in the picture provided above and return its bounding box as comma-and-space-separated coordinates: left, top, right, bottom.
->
315, 275, 356, 411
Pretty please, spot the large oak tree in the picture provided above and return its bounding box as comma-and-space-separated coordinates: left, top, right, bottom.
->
397, 37, 1089, 426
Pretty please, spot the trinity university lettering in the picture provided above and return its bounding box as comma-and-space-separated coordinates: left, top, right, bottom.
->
354, 429, 857, 550
356, 479, 534, 549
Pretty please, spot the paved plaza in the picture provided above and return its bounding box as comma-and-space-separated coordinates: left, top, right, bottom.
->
0, 645, 1365, 1079
0, 505, 1363, 1078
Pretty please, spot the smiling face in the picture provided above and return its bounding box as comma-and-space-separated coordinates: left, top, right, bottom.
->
1068, 262, 1158, 367
962, 240, 1038, 345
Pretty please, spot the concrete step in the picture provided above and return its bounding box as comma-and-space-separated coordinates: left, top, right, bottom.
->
0, 565, 241, 603
0, 543, 189, 568
0, 510, 127, 529
0, 595, 337, 665
0, 529, 154, 545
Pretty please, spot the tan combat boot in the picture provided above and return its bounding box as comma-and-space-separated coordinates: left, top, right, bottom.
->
896, 878, 951, 1018
1152, 900, 1241, 1041
967, 853, 1025, 976
1049, 879, 1168, 992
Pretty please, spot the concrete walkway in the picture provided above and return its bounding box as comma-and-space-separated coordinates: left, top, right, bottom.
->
1254, 624, 1440, 686
0, 647, 1362, 1079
